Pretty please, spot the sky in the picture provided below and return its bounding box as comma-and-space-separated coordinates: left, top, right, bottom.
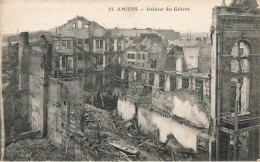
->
1, 0, 237, 35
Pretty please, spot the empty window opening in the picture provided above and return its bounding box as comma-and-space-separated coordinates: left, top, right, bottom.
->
78, 39, 83, 45
62, 57, 66, 68
78, 20, 83, 28
67, 40, 72, 49
83, 24, 89, 28
61, 40, 66, 50
170, 76, 176, 91
231, 42, 250, 73
55, 40, 60, 50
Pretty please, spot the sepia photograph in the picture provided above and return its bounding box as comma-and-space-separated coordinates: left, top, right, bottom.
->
0, 0, 260, 161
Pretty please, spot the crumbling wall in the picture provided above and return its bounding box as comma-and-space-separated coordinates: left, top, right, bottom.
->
138, 107, 200, 151
47, 78, 61, 146
29, 54, 44, 131
2, 44, 19, 137
152, 89, 210, 128
117, 82, 210, 151
47, 77, 85, 159
183, 47, 200, 71
117, 100, 136, 120
12, 90, 30, 133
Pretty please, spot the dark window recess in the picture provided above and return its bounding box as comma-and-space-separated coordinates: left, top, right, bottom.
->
151, 59, 157, 68
96, 40, 100, 48
78, 39, 83, 45
230, 82, 236, 109
169, 48, 175, 55
62, 57, 66, 67
78, 55, 83, 61
196, 80, 203, 98
78, 70, 83, 76
97, 55, 103, 65
61, 40, 66, 49
111, 40, 114, 50
137, 53, 141, 59
131, 53, 135, 59
100, 40, 103, 48
170, 76, 176, 91
159, 74, 165, 88
182, 78, 189, 89
64, 101, 66, 105
67, 40, 72, 49
84, 39, 89, 44
143, 54, 145, 60
149, 73, 154, 85
136, 72, 142, 82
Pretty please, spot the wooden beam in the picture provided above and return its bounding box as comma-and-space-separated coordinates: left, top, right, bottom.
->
237, 125, 260, 133
239, 116, 260, 122
219, 127, 234, 134
233, 101, 239, 161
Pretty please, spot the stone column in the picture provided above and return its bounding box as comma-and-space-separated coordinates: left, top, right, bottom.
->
93, 73, 96, 85
107, 38, 109, 51
203, 79, 210, 103
121, 69, 125, 80
103, 40, 106, 51
141, 72, 146, 83
145, 72, 150, 85
164, 74, 171, 92
176, 53, 183, 73
189, 76, 192, 90
114, 38, 117, 51
102, 75, 106, 85
154, 73, 160, 88
103, 54, 106, 68
133, 71, 137, 81
203, 79, 207, 97
176, 75, 182, 89
192, 77, 196, 91
128, 71, 133, 82
93, 39, 96, 53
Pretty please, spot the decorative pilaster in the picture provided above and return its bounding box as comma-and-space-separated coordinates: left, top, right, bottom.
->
133, 71, 137, 81
145, 72, 150, 85
114, 39, 117, 51
164, 74, 171, 92
103, 54, 106, 68
154, 73, 160, 88
93, 39, 96, 53
121, 69, 125, 80
176, 75, 182, 89
176, 53, 184, 73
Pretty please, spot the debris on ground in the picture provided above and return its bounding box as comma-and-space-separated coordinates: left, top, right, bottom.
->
4, 138, 71, 161
4, 104, 209, 161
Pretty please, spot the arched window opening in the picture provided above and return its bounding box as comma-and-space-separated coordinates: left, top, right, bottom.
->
231, 42, 250, 73
230, 41, 250, 114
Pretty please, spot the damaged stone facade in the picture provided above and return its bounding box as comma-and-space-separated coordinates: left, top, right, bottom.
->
117, 64, 211, 152
210, 0, 260, 160
2, 1, 260, 160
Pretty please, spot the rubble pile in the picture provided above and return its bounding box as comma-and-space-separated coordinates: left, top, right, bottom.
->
4, 104, 209, 161
4, 138, 70, 161
80, 104, 208, 161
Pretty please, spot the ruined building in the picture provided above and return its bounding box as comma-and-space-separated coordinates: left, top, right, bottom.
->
117, 0, 260, 160
1, 1, 260, 161
210, 0, 260, 160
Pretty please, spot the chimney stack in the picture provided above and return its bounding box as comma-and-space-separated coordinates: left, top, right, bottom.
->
40, 34, 49, 43
19, 32, 29, 45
